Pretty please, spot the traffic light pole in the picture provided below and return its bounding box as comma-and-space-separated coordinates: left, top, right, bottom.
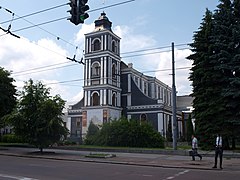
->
172, 42, 177, 150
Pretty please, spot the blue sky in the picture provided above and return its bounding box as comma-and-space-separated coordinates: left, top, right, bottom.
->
0, 0, 219, 107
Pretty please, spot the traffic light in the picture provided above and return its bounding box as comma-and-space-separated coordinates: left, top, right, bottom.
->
68, 0, 89, 25
78, 0, 89, 24
67, 0, 78, 25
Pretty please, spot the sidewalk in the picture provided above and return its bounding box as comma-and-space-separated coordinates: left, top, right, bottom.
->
0, 147, 240, 171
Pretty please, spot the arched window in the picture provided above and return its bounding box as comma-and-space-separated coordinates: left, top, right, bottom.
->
93, 39, 101, 51
92, 92, 100, 106
112, 93, 116, 106
91, 62, 100, 77
140, 114, 147, 123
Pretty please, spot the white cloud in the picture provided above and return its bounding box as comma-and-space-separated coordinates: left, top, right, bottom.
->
0, 33, 70, 98
113, 25, 193, 95
155, 49, 192, 95
75, 23, 95, 51
113, 25, 156, 53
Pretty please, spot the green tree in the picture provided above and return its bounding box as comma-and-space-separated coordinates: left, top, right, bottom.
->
0, 67, 17, 129
166, 119, 173, 142
84, 121, 100, 145
7, 79, 68, 152
186, 114, 194, 144
188, 0, 240, 149
187, 8, 224, 149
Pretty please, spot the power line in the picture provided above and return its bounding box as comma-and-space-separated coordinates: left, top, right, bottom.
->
0, 3, 68, 25
10, 43, 191, 76
0, 0, 136, 57
0, 5, 76, 47
121, 47, 190, 59
12, 63, 78, 77
121, 43, 189, 55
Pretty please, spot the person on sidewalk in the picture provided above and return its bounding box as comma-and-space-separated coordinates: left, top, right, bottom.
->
212, 134, 223, 169
191, 135, 202, 161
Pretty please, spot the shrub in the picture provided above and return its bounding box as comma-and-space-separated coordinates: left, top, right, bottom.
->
84, 118, 165, 148
1, 134, 24, 143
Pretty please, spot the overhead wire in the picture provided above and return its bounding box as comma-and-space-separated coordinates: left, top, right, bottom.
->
12, 44, 191, 76
11, 43, 191, 76
0, 0, 137, 70
1, 0, 191, 89
0, 3, 68, 25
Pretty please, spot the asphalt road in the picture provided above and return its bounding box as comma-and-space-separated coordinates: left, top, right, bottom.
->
0, 155, 239, 180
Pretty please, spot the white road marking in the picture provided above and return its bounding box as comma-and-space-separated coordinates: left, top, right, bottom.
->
163, 170, 190, 180
0, 173, 38, 180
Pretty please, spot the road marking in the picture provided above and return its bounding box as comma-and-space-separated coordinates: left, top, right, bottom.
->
0, 173, 38, 180
143, 174, 153, 177
163, 170, 189, 180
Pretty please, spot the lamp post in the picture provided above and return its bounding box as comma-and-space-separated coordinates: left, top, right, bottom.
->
172, 42, 177, 150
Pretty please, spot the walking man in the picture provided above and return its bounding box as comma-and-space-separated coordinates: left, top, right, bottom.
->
212, 134, 223, 169
191, 135, 202, 161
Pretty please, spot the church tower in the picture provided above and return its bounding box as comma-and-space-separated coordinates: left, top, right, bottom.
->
82, 12, 122, 133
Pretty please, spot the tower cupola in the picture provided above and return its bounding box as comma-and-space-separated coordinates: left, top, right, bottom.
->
94, 12, 112, 31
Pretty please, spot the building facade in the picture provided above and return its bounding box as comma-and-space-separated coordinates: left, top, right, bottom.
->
67, 12, 181, 143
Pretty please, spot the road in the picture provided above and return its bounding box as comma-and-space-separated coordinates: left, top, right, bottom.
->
0, 155, 239, 180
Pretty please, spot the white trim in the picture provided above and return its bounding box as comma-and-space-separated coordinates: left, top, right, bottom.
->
100, 57, 104, 84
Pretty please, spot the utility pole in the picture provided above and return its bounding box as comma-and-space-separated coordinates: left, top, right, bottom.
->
172, 42, 177, 150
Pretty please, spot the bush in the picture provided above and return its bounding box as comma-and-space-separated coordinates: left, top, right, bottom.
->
84, 118, 165, 148
1, 134, 24, 143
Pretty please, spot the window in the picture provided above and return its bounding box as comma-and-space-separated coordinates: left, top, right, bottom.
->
112, 41, 116, 53
112, 63, 116, 78
91, 62, 100, 76
112, 93, 116, 106
144, 82, 147, 94
76, 120, 81, 128
76, 130, 81, 137
92, 92, 100, 106
93, 39, 101, 51
140, 114, 147, 123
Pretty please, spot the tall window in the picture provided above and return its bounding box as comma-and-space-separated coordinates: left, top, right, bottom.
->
144, 82, 147, 94
92, 92, 100, 106
112, 63, 116, 78
93, 39, 101, 51
91, 62, 100, 76
112, 93, 116, 106
112, 41, 116, 53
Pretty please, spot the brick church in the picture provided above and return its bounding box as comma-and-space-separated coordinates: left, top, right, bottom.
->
67, 12, 185, 142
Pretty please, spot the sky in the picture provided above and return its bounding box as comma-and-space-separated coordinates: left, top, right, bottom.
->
0, 0, 220, 108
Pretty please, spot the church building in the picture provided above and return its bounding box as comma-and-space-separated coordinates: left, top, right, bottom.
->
67, 12, 179, 142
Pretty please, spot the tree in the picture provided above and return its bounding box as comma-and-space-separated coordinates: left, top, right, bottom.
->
186, 114, 194, 144
0, 67, 17, 131
188, 0, 240, 149
166, 119, 173, 142
187, 9, 219, 149
8, 79, 68, 152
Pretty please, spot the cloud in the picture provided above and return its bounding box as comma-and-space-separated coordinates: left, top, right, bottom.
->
0, 33, 69, 96
75, 23, 95, 51
113, 25, 156, 53
112, 25, 193, 95
155, 49, 192, 95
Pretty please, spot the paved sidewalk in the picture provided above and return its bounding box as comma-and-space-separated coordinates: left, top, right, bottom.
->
0, 147, 239, 171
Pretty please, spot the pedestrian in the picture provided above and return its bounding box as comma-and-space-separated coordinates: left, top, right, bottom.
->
212, 134, 223, 169
191, 135, 202, 161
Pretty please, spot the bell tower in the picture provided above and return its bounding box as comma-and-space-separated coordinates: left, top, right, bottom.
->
82, 12, 122, 132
